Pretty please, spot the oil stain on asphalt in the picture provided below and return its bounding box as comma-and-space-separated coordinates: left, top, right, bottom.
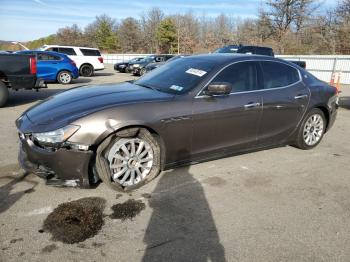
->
41, 244, 58, 253
110, 199, 146, 221
43, 197, 106, 244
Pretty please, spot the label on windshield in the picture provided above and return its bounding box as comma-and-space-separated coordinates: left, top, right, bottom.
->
169, 85, 184, 91
186, 68, 207, 77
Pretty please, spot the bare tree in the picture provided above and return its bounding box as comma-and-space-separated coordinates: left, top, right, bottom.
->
173, 12, 199, 54
140, 7, 164, 53
118, 17, 142, 53
56, 24, 87, 46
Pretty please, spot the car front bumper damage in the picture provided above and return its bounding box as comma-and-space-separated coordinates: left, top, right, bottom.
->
18, 135, 94, 188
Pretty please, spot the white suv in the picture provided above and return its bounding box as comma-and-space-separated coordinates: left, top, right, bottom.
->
39, 45, 104, 77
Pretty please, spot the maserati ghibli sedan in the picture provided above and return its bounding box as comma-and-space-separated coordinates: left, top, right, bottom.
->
16, 54, 338, 191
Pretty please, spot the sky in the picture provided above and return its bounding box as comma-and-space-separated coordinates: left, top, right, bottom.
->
0, 0, 336, 42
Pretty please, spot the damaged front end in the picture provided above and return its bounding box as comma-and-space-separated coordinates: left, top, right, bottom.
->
18, 132, 98, 188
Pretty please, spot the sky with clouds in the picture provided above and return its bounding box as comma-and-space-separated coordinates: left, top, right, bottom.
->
0, 0, 336, 41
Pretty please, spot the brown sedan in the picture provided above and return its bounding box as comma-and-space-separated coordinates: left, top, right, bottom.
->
16, 54, 339, 191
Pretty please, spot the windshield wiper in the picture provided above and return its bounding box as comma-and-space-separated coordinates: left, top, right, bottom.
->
135, 83, 159, 91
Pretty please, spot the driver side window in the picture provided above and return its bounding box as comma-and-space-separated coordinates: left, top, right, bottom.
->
212, 62, 259, 93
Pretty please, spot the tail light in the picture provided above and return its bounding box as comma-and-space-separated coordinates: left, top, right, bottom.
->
30, 57, 37, 75
98, 57, 103, 63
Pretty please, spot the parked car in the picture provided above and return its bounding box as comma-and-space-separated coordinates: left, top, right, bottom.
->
16, 54, 338, 191
0, 53, 45, 107
145, 55, 187, 73
17, 50, 79, 84
213, 45, 274, 56
39, 45, 104, 77
129, 54, 174, 76
288, 60, 306, 69
214, 45, 306, 68
114, 57, 144, 73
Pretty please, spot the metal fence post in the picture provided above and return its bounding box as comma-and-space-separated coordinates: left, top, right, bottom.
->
332, 57, 338, 76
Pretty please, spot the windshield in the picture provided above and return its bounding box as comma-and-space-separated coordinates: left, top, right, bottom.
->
130, 57, 143, 63
140, 56, 155, 63
135, 57, 218, 94
37, 45, 47, 51
213, 46, 239, 53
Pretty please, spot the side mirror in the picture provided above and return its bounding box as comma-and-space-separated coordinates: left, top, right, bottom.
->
204, 82, 232, 96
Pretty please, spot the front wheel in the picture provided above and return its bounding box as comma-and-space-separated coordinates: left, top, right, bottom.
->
295, 108, 326, 150
96, 128, 161, 192
57, 71, 72, 84
140, 68, 146, 76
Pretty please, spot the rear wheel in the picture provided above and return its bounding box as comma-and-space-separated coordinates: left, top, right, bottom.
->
80, 64, 94, 77
0, 81, 9, 107
57, 71, 72, 84
96, 128, 161, 192
295, 108, 326, 150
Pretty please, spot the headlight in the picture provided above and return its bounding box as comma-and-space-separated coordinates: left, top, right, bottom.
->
32, 125, 80, 145
133, 64, 140, 68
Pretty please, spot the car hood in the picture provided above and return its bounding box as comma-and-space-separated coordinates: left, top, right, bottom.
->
147, 62, 165, 68
19, 82, 174, 131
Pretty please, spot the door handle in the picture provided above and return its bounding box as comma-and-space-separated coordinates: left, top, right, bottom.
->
294, 94, 308, 100
244, 102, 260, 109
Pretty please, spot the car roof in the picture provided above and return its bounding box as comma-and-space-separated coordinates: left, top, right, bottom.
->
42, 45, 99, 50
18, 50, 68, 57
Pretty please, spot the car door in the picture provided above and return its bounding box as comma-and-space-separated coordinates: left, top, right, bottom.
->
257, 61, 310, 146
191, 61, 263, 158
37, 53, 61, 81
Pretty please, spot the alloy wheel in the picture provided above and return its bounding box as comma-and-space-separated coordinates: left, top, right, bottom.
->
107, 138, 154, 187
303, 113, 324, 146
59, 72, 71, 84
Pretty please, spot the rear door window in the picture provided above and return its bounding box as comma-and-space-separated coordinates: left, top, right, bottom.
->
257, 48, 273, 56
80, 49, 101, 56
211, 61, 259, 93
37, 53, 61, 61
260, 61, 300, 89
58, 48, 76, 56
46, 47, 59, 52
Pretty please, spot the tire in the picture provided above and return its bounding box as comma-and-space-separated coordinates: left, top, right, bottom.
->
95, 128, 161, 192
0, 81, 9, 107
294, 108, 326, 150
140, 68, 146, 76
57, 71, 72, 84
79, 64, 94, 77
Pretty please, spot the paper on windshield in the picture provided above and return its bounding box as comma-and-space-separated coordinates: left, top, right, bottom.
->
169, 85, 184, 91
186, 68, 207, 77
